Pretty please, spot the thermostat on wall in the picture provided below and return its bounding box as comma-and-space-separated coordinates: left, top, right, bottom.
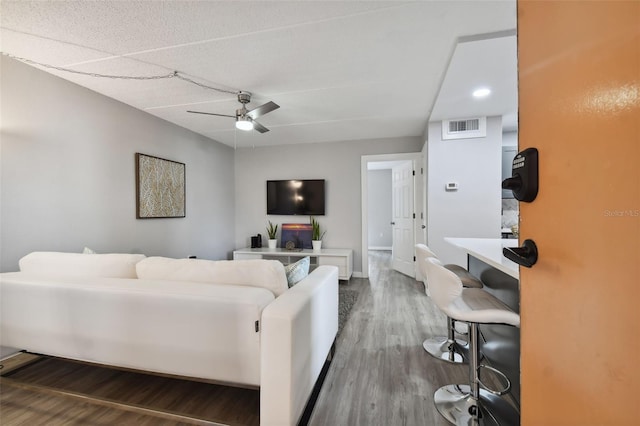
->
445, 182, 459, 191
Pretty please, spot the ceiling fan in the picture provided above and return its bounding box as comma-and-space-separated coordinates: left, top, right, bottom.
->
187, 92, 279, 133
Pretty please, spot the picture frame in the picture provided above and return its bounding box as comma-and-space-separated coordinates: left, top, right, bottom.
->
135, 153, 185, 219
280, 223, 313, 249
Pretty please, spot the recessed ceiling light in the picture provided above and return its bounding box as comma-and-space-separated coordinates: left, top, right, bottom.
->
473, 88, 491, 98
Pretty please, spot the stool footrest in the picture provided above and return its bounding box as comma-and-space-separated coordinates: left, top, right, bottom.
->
477, 364, 511, 396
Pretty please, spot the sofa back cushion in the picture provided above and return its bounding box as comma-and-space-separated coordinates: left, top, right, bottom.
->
136, 257, 289, 297
19, 252, 146, 278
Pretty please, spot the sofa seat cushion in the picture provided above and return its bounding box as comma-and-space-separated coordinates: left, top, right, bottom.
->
18, 252, 146, 278
136, 257, 289, 297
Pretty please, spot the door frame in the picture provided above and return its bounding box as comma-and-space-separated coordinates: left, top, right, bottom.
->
361, 152, 423, 278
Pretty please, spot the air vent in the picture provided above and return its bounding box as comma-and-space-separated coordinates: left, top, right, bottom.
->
449, 119, 479, 132
442, 117, 487, 140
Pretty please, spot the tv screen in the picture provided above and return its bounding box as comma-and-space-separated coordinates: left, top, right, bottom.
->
267, 179, 325, 215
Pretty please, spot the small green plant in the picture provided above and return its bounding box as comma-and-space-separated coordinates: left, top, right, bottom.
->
266, 221, 278, 239
310, 216, 326, 241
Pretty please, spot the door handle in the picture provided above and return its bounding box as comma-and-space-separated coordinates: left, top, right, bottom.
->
421, 225, 426, 229
503, 239, 538, 268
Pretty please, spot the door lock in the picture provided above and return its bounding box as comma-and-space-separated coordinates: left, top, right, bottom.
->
502, 148, 539, 202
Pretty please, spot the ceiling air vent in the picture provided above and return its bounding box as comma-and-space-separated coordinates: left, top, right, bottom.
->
442, 117, 487, 140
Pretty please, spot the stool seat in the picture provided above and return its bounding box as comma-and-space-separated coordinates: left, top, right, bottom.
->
444, 265, 483, 288
428, 261, 519, 328
416, 243, 482, 364
426, 257, 520, 426
451, 288, 520, 327
416, 244, 483, 291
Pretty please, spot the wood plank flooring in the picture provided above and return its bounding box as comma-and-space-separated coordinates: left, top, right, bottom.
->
1, 356, 259, 425
309, 250, 468, 426
0, 251, 471, 425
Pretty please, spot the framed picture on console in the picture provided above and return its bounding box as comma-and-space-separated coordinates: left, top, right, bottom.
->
135, 153, 185, 219
280, 223, 313, 249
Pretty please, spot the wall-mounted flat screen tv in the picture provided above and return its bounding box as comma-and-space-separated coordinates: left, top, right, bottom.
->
267, 179, 325, 215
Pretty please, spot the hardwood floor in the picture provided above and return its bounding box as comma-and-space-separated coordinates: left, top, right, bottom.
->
1, 356, 258, 425
309, 250, 468, 426
0, 251, 470, 425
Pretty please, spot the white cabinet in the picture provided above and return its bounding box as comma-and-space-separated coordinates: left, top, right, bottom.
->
233, 248, 353, 280
318, 256, 350, 280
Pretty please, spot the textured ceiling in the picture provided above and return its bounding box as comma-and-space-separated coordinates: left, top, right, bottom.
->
0, 1, 517, 148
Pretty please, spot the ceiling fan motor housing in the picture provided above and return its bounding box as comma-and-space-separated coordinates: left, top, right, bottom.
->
236, 92, 252, 117
237, 92, 252, 104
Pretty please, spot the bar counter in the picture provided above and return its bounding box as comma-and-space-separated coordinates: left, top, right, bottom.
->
444, 237, 521, 407
444, 237, 519, 279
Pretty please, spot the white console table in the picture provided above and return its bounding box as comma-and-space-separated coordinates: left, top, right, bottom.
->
233, 248, 353, 280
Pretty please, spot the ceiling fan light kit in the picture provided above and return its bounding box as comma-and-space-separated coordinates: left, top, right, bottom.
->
188, 91, 279, 134
236, 116, 254, 131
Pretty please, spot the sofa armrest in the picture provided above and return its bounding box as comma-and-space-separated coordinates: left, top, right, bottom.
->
260, 265, 339, 426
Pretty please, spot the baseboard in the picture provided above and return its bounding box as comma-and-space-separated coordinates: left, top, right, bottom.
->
0, 346, 22, 361
368, 246, 391, 251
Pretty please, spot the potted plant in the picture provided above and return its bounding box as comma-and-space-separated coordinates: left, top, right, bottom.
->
266, 220, 278, 249
310, 216, 326, 251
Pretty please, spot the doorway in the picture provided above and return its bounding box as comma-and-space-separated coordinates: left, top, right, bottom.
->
361, 152, 424, 279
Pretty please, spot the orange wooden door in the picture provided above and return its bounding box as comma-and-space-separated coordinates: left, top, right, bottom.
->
518, 1, 640, 425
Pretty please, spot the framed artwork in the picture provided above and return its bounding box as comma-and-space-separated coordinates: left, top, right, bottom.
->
280, 223, 313, 249
135, 153, 185, 219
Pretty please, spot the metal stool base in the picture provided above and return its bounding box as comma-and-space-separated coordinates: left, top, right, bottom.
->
434, 384, 519, 426
422, 337, 468, 364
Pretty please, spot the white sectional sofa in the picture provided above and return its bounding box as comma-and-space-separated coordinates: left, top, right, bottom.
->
0, 252, 339, 426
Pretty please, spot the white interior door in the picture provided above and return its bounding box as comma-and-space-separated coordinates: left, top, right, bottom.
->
391, 161, 415, 277
416, 163, 427, 282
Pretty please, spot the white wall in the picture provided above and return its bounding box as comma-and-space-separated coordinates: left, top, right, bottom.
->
426, 117, 503, 266
234, 137, 423, 276
367, 169, 392, 249
0, 57, 236, 271
503, 130, 518, 146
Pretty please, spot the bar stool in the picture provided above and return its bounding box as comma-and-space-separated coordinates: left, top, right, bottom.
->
416, 244, 483, 364
425, 257, 520, 426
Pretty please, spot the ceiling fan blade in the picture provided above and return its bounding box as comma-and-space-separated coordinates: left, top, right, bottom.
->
187, 110, 235, 118
252, 120, 270, 133
247, 101, 279, 120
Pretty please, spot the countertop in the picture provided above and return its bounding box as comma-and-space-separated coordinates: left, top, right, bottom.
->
444, 237, 519, 279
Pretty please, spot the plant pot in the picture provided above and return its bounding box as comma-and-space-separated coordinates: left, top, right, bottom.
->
312, 240, 322, 251
268, 239, 277, 249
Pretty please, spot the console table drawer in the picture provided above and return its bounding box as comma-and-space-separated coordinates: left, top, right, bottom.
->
318, 256, 347, 275
318, 255, 352, 280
